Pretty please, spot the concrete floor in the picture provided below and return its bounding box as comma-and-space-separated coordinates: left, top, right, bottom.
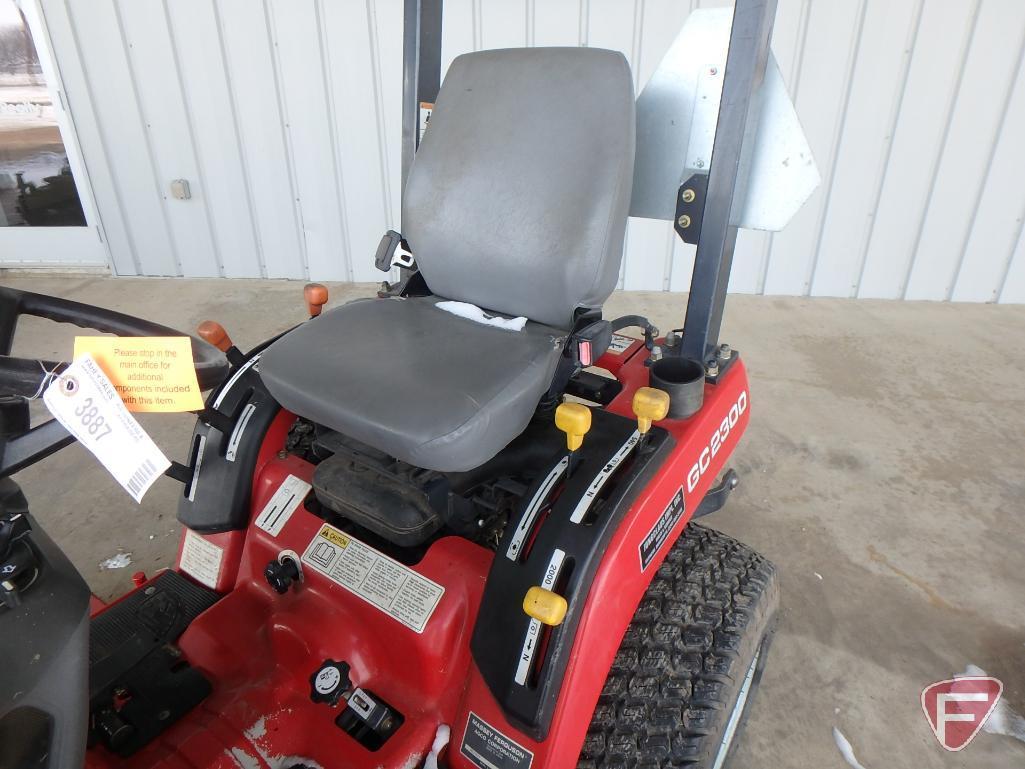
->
4, 273, 1024, 768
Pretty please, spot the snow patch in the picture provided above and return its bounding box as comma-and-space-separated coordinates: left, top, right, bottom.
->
99, 552, 132, 570
832, 727, 868, 769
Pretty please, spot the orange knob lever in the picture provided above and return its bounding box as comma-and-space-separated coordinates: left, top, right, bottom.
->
304, 283, 329, 317
197, 320, 233, 353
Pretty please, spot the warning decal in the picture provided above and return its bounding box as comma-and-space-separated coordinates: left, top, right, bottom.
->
180, 529, 223, 589
606, 333, 637, 355
639, 487, 685, 571
461, 712, 534, 769
301, 523, 444, 633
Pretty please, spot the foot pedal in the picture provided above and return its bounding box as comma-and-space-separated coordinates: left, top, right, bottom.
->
89, 570, 220, 756
90, 570, 219, 687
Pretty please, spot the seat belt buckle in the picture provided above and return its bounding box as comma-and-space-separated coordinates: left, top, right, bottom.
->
374, 230, 416, 272
571, 320, 612, 367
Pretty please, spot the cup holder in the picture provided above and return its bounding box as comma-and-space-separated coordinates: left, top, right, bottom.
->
649, 356, 705, 419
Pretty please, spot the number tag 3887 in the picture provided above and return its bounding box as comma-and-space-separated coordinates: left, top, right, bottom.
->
44, 354, 170, 502
73, 396, 114, 441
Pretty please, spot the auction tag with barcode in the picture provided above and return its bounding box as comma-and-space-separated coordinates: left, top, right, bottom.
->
43, 353, 171, 503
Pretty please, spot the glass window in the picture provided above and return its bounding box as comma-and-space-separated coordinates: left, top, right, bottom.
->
0, 0, 86, 227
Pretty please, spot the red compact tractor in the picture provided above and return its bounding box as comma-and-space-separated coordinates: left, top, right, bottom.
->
1, 1, 816, 767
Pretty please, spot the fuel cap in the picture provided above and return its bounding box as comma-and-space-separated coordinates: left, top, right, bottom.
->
309, 659, 351, 707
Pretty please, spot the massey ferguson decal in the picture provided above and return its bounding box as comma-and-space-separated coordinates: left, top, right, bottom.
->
686, 390, 748, 493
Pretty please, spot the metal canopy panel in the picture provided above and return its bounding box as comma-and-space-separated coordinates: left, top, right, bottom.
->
630, 8, 820, 231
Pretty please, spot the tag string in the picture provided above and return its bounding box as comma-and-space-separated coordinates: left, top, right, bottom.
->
25, 361, 65, 401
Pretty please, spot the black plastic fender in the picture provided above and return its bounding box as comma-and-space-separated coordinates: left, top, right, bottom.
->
177, 355, 281, 533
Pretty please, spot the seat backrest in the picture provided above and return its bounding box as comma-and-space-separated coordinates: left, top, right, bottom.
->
402, 48, 635, 330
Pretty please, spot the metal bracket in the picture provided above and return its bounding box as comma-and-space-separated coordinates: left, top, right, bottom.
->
674, 174, 708, 246
692, 468, 739, 519
702, 344, 740, 383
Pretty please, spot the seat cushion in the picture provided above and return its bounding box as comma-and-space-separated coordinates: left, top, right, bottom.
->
260, 297, 567, 472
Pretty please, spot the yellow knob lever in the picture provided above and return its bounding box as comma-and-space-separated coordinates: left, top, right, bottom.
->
555, 402, 591, 452
523, 586, 568, 626
632, 387, 670, 434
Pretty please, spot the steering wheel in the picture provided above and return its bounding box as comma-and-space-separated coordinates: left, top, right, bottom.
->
0, 287, 229, 478
0, 286, 228, 399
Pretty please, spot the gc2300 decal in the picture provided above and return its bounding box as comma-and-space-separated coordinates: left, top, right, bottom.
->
686, 390, 748, 493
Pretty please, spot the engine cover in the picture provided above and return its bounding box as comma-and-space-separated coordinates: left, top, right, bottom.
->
312, 450, 445, 546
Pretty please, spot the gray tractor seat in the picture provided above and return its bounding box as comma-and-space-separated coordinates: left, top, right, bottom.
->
260, 297, 565, 472
260, 47, 635, 472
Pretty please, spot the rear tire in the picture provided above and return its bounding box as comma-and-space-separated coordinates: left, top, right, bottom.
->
579, 523, 779, 769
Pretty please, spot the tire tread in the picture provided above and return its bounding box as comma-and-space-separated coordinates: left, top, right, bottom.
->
579, 523, 779, 769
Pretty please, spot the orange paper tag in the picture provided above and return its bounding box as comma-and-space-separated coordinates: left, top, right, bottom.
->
73, 336, 204, 412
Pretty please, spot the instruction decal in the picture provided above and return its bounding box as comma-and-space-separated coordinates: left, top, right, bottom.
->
606, 333, 637, 355
461, 712, 534, 769
180, 529, 223, 589
254, 474, 310, 537
639, 487, 685, 571
301, 523, 444, 633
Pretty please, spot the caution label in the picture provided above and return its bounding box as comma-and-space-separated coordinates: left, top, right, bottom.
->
639, 487, 685, 571
461, 712, 533, 769
301, 523, 444, 633
606, 333, 637, 355
180, 529, 223, 589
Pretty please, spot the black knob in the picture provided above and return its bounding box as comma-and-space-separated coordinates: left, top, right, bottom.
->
310, 659, 351, 707
94, 707, 134, 750
264, 556, 300, 594
0, 537, 38, 609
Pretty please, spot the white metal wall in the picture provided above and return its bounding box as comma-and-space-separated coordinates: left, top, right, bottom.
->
41, 0, 1025, 302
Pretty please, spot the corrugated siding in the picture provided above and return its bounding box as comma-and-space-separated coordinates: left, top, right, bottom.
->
41, 0, 1025, 302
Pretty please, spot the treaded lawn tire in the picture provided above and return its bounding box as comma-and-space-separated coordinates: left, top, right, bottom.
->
578, 523, 779, 769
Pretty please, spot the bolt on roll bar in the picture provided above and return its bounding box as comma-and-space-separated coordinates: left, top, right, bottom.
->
676, 0, 777, 363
